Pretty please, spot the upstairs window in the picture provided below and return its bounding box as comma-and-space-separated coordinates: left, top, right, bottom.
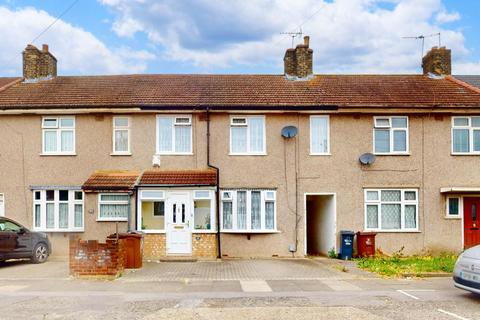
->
310, 116, 330, 154
112, 117, 130, 154
42, 117, 75, 154
33, 189, 84, 231
230, 116, 265, 155
157, 115, 192, 154
373, 116, 408, 154
452, 117, 480, 154
0, 193, 4, 217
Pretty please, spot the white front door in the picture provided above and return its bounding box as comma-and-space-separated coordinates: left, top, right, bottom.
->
166, 192, 192, 255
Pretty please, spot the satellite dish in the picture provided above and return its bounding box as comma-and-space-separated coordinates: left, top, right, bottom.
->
281, 126, 298, 138
359, 153, 376, 165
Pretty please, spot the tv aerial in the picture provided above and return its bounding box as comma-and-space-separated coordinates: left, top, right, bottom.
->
281, 29, 303, 47
402, 32, 441, 59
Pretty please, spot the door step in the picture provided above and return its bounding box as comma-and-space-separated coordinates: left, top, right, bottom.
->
158, 257, 198, 263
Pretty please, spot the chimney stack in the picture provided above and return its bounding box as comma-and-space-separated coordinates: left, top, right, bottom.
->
284, 36, 313, 80
422, 46, 451, 76
22, 44, 57, 82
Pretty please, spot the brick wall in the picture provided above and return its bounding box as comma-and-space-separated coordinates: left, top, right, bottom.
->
22, 44, 57, 80
143, 233, 217, 259
69, 238, 125, 279
422, 46, 451, 76
143, 234, 166, 259
192, 233, 217, 258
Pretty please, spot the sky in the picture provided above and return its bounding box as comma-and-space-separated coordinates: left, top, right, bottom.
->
0, 0, 479, 76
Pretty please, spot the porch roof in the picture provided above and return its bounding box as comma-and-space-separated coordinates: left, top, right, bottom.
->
138, 168, 217, 186
82, 170, 140, 192
440, 187, 480, 194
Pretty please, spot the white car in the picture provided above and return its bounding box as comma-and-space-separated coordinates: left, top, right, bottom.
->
454, 245, 480, 294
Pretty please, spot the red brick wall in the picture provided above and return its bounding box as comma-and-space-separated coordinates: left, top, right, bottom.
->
69, 238, 125, 278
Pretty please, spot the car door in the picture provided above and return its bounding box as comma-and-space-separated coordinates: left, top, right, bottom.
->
3, 221, 32, 256
0, 220, 17, 257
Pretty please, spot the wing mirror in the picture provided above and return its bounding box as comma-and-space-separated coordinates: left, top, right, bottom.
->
18, 227, 27, 234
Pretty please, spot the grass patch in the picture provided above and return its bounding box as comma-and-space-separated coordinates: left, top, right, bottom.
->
356, 250, 458, 277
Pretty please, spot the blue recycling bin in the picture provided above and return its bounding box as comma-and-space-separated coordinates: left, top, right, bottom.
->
340, 231, 355, 260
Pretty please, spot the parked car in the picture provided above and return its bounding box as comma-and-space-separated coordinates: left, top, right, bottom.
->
0, 217, 51, 264
453, 245, 480, 294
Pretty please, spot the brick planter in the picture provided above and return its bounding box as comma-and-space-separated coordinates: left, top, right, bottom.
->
69, 238, 125, 279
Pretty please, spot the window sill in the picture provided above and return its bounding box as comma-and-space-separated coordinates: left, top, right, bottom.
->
220, 230, 280, 234
96, 218, 128, 222
451, 153, 480, 156
445, 216, 462, 220
309, 153, 331, 156
139, 229, 165, 234
155, 152, 194, 156
363, 229, 420, 233
110, 152, 132, 156
228, 153, 267, 156
33, 229, 84, 233
193, 229, 217, 234
373, 153, 410, 156
40, 153, 77, 156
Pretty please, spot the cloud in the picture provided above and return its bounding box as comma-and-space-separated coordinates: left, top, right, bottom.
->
99, 0, 479, 74
0, 6, 155, 76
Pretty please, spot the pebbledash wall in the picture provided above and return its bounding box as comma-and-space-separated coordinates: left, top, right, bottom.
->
0, 112, 476, 258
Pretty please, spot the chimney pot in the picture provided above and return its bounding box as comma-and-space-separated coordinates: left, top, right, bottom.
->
304, 36, 310, 47
42, 44, 49, 53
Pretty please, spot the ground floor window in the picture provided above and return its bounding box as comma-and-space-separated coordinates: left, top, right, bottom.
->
98, 193, 129, 221
33, 189, 84, 231
221, 189, 276, 232
446, 196, 463, 218
364, 189, 418, 231
193, 190, 214, 230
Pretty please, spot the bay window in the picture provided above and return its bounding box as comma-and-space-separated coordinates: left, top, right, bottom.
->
452, 116, 480, 154
230, 116, 266, 155
221, 189, 276, 232
33, 189, 83, 231
42, 117, 75, 154
373, 116, 408, 154
364, 189, 418, 231
156, 115, 192, 154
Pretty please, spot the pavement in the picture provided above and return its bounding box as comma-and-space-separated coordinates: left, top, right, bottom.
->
0, 258, 478, 319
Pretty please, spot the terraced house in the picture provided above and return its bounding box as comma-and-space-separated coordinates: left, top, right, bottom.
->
1, 38, 480, 259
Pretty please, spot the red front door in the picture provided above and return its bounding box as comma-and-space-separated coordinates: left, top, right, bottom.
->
464, 197, 480, 249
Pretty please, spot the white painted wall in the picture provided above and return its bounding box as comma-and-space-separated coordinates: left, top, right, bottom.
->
306, 195, 335, 255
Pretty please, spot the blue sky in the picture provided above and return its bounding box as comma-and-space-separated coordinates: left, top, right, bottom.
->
0, 0, 479, 75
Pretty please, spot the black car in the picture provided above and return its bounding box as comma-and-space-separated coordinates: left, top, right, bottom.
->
0, 217, 51, 263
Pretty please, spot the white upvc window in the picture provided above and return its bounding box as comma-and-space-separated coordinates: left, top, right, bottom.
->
33, 189, 84, 232
0, 193, 4, 217
221, 189, 276, 232
112, 117, 131, 154
310, 115, 330, 155
230, 116, 266, 155
156, 115, 192, 154
193, 190, 215, 231
373, 116, 408, 154
446, 196, 463, 218
451, 116, 480, 154
364, 189, 418, 232
42, 117, 75, 155
98, 193, 130, 221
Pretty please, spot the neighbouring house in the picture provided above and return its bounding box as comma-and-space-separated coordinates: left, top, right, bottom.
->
1, 38, 480, 259
454, 75, 480, 90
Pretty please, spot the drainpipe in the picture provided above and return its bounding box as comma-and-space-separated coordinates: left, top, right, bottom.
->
206, 107, 221, 259
127, 191, 132, 232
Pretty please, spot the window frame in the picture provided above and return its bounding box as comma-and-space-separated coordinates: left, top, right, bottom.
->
193, 190, 215, 231
220, 189, 277, 233
156, 115, 193, 155
41, 116, 76, 155
229, 115, 266, 155
373, 116, 409, 155
32, 189, 84, 232
451, 116, 480, 155
310, 115, 330, 155
112, 116, 131, 155
97, 193, 130, 222
446, 195, 463, 219
0, 193, 4, 217
364, 189, 419, 232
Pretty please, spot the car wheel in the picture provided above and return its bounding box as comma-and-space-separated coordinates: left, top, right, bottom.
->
31, 243, 48, 264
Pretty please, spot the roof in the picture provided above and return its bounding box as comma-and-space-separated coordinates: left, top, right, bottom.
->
139, 169, 217, 186
455, 75, 480, 89
0, 77, 20, 90
0, 74, 479, 110
82, 170, 140, 192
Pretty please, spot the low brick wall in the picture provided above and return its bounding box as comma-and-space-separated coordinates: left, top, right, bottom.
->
69, 238, 125, 279
143, 233, 217, 259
